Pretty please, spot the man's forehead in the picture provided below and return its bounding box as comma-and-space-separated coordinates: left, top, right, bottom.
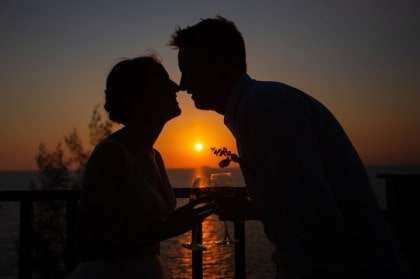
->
178, 46, 212, 63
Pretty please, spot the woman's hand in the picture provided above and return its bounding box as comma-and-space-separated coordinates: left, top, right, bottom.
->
164, 198, 214, 236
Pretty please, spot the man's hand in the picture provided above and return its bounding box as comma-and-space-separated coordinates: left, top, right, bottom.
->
214, 193, 259, 221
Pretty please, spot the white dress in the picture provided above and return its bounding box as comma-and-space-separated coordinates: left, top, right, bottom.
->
70, 136, 176, 279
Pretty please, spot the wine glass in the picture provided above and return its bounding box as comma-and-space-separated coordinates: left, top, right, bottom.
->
210, 172, 238, 245
182, 176, 210, 251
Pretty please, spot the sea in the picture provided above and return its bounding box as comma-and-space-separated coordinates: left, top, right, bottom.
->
0, 165, 419, 279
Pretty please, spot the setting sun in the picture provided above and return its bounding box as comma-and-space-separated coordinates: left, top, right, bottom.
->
194, 143, 203, 152
154, 115, 243, 168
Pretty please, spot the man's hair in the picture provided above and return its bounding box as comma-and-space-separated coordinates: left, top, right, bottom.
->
169, 15, 246, 74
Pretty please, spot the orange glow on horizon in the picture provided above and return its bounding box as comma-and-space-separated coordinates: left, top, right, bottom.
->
154, 116, 239, 169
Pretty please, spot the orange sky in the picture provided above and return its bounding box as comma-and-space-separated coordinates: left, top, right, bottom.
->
1, 1, 419, 171
2, 93, 419, 171
154, 101, 238, 169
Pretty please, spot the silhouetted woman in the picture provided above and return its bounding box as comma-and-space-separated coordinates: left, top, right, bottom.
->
70, 55, 212, 279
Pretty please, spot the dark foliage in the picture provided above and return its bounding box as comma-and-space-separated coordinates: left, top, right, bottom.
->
29, 105, 113, 279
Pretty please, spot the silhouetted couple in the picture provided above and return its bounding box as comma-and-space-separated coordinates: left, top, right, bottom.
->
71, 16, 414, 279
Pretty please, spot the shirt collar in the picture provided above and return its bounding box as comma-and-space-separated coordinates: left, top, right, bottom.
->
224, 73, 253, 130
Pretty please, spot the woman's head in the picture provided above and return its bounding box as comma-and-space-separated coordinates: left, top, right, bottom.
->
104, 55, 180, 126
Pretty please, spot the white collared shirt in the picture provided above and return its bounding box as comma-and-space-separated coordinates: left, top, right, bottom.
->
224, 74, 413, 278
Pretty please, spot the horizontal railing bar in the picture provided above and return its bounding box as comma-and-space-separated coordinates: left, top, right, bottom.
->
377, 173, 420, 179
0, 187, 248, 201
0, 189, 81, 201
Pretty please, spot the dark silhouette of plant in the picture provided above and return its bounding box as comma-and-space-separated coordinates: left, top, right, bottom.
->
210, 147, 241, 168
210, 146, 256, 175
29, 104, 113, 279
88, 103, 113, 147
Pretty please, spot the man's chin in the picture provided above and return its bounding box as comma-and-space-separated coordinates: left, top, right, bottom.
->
167, 108, 182, 122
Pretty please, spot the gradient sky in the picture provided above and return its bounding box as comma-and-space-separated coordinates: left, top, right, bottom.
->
1, 0, 419, 170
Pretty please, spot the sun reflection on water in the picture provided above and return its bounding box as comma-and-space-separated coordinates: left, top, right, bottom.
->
160, 167, 275, 278
160, 215, 236, 278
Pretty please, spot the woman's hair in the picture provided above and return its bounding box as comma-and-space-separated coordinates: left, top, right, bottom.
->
168, 15, 246, 74
104, 55, 160, 125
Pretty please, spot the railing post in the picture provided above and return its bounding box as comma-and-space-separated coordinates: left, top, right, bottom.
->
234, 221, 246, 279
192, 223, 203, 279
19, 199, 33, 279
66, 198, 78, 273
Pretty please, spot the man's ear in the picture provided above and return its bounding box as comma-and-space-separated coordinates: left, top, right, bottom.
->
217, 56, 240, 86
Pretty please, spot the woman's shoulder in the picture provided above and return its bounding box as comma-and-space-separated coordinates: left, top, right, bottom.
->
85, 135, 127, 175
80, 136, 128, 194
93, 136, 125, 158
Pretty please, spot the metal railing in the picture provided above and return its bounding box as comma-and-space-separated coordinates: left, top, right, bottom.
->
0, 188, 247, 279
4, 174, 418, 278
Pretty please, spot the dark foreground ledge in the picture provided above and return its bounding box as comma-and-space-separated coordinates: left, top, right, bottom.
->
378, 173, 420, 276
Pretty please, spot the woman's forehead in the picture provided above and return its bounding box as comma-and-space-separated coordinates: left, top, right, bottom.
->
142, 64, 169, 84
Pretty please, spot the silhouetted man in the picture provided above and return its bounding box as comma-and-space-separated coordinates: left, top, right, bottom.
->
169, 16, 413, 279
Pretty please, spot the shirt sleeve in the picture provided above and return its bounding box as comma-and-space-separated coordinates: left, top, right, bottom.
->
238, 95, 347, 276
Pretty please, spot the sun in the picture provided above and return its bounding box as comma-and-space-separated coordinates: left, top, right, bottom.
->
194, 143, 203, 152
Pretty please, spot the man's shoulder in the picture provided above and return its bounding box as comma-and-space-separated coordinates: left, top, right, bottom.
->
243, 78, 301, 98
240, 79, 301, 109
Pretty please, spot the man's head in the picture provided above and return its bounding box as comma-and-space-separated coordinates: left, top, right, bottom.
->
169, 16, 246, 114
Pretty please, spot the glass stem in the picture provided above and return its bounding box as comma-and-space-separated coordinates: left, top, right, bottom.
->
192, 225, 198, 244
223, 220, 231, 240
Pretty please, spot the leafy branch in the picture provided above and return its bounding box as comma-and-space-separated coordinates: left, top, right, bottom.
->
210, 147, 241, 168
29, 104, 113, 278
210, 146, 256, 175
